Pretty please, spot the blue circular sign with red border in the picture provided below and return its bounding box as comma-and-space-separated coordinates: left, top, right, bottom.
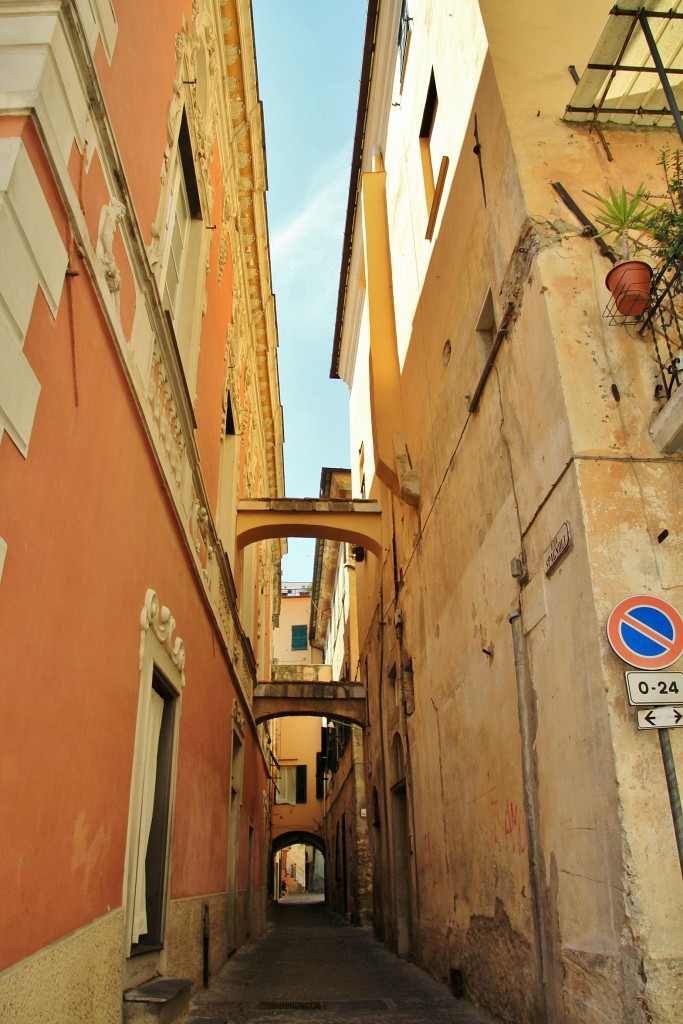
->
607, 595, 683, 670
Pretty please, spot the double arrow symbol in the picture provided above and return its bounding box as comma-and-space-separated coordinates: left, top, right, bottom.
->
637, 706, 683, 730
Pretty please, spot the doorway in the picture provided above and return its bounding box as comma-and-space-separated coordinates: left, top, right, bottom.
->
390, 734, 412, 956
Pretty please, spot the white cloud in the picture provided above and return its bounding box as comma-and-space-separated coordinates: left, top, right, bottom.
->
269, 146, 351, 322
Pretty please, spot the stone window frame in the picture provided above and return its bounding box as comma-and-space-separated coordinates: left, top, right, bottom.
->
122, 590, 185, 982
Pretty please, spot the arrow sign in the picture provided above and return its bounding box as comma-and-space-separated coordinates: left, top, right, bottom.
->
636, 706, 683, 730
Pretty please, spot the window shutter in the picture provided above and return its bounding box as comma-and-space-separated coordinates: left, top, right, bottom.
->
295, 764, 307, 803
315, 753, 324, 799
291, 625, 307, 651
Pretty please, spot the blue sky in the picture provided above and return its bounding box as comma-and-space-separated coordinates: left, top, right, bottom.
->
251, 2, 367, 583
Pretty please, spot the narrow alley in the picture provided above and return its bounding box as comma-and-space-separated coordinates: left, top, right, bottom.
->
3, 3, 683, 1024
181, 898, 502, 1024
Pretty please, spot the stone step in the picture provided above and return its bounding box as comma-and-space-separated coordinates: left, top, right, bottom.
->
123, 977, 193, 1024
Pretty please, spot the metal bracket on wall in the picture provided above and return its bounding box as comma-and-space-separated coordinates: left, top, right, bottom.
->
551, 182, 617, 263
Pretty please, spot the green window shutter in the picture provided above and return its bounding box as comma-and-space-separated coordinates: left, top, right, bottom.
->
291, 625, 307, 651
295, 764, 307, 803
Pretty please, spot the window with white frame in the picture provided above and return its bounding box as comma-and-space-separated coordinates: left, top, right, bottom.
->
159, 112, 203, 371
124, 591, 184, 970
275, 764, 307, 805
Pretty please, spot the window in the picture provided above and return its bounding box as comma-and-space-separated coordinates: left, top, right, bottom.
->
420, 71, 449, 240
225, 391, 236, 436
398, 0, 412, 85
160, 112, 203, 371
124, 589, 184, 974
217, 390, 239, 566
275, 764, 307, 805
315, 752, 325, 799
291, 624, 308, 651
130, 669, 177, 953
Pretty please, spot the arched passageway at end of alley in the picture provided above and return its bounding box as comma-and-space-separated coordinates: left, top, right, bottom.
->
271, 831, 326, 903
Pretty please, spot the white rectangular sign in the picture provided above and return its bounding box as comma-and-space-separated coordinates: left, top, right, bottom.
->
625, 671, 683, 706
637, 707, 683, 730
544, 522, 571, 575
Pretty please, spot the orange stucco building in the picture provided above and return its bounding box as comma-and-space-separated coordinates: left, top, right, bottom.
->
270, 585, 325, 895
0, 2, 283, 1021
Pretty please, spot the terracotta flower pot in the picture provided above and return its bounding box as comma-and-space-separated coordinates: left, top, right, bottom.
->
605, 260, 653, 316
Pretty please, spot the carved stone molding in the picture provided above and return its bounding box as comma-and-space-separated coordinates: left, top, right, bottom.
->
219, 0, 283, 499
232, 697, 246, 738
96, 198, 126, 310
147, 340, 186, 486
140, 589, 186, 685
190, 498, 215, 585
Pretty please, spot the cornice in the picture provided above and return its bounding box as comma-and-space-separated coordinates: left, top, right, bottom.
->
219, 0, 284, 500
331, 0, 402, 382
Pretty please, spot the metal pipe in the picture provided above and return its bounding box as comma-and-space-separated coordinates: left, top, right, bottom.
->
658, 729, 683, 879
509, 609, 551, 1024
639, 10, 683, 145
202, 903, 210, 987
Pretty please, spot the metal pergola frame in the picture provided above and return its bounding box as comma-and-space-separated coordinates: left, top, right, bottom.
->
566, 6, 683, 145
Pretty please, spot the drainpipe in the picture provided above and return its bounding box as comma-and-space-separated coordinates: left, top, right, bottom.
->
509, 608, 556, 1024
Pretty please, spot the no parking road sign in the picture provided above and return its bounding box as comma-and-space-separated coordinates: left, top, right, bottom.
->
607, 595, 683, 670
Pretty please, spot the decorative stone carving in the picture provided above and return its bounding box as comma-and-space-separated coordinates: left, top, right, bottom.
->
96, 198, 126, 308
232, 698, 245, 737
218, 224, 230, 286
140, 589, 186, 685
149, 221, 162, 271
224, 323, 236, 368
190, 498, 215, 584
148, 340, 185, 485
217, 578, 233, 639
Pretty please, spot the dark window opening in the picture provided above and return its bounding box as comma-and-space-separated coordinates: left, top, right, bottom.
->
225, 391, 235, 435
326, 720, 351, 776
315, 752, 325, 799
295, 764, 307, 804
420, 71, 438, 141
178, 111, 201, 219
398, 0, 411, 83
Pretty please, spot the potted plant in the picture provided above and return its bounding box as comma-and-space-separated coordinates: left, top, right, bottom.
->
645, 148, 683, 269
588, 184, 655, 316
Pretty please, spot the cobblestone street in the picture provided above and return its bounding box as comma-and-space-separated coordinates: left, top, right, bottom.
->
182, 897, 503, 1024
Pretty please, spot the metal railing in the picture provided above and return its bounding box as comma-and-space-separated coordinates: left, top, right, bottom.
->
640, 239, 683, 401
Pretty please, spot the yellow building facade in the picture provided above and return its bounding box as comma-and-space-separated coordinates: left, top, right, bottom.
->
270, 585, 326, 895
309, 469, 373, 925
332, 2, 683, 1022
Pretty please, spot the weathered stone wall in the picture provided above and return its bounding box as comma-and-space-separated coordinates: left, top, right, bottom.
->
342, 1, 683, 1022
325, 728, 373, 926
